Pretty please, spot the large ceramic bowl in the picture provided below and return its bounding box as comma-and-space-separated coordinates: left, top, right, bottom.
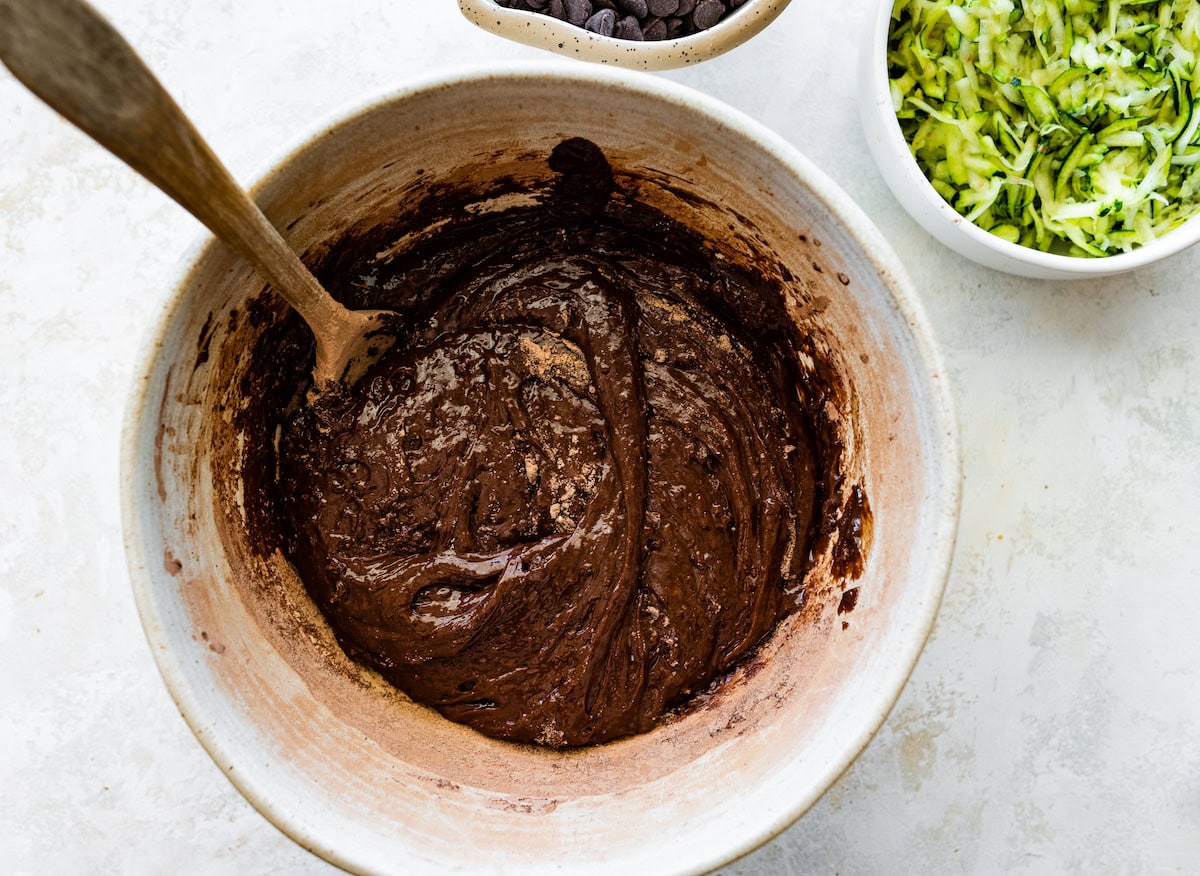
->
122, 64, 960, 875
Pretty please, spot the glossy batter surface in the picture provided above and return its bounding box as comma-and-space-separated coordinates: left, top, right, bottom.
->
276, 140, 827, 747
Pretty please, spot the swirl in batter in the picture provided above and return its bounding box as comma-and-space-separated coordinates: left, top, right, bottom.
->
277, 140, 828, 747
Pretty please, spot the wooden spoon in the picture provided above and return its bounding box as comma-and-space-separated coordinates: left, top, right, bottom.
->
0, 0, 394, 391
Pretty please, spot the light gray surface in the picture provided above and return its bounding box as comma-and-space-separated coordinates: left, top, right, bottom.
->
0, 1, 1197, 873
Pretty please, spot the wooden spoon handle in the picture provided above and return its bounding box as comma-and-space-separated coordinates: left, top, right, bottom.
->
0, 0, 345, 330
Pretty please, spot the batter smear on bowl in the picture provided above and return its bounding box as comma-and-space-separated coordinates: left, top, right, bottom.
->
271, 139, 848, 747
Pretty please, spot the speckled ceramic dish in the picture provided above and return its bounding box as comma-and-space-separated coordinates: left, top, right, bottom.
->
458, 0, 791, 69
122, 64, 960, 875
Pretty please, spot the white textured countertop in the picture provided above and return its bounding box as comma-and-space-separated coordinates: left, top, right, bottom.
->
2, 1, 1198, 873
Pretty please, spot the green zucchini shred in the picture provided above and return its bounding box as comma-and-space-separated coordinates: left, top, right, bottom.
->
888, 0, 1200, 256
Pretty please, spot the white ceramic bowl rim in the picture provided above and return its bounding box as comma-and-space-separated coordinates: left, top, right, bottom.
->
865, 3, 1200, 275
122, 61, 962, 874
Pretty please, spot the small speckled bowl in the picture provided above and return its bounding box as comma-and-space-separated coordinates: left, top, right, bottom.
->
458, 0, 791, 70
860, 1, 1200, 279
123, 64, 959, 875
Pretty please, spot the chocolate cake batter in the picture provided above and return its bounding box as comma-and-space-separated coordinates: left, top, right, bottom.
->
266, 139, 843, 748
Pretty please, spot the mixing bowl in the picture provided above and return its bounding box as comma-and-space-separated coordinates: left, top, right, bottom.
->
122, 63, 960, 875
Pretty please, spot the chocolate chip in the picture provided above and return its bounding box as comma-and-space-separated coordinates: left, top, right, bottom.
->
585, 8, 617, 34
618, 0, 648, 15
691, 0, 725, 30
675, 0, 696, 13
647, 0, 679, 14
614, 14, 645, 38
564, 0, 593, 26
642, 15, 667, 39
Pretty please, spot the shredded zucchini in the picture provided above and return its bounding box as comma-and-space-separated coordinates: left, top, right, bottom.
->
888, 0, 1200, 256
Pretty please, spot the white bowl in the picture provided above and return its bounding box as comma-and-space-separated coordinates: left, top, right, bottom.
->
122, 64, 960, 875
860, 2, 1200, 279
458, 0, 791, 70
